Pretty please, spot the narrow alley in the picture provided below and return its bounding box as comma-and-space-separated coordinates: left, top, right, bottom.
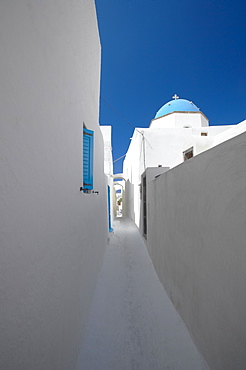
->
76, 217, 208, 370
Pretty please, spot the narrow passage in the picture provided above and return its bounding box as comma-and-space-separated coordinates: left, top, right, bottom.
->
76, 217, 208, 370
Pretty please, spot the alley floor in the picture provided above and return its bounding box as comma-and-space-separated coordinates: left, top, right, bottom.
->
76, 217, 208, 370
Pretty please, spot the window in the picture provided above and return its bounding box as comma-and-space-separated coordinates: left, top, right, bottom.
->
183, 147, 193, 161
201, 132, 208, 136
83, 127, 94, 191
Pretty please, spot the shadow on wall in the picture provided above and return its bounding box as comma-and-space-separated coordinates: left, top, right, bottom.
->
139, 167, 170, 238
146, 132, 246, 370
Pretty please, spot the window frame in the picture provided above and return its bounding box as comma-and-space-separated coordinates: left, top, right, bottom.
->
83, 127, 94, 191
183, 147, 194, 161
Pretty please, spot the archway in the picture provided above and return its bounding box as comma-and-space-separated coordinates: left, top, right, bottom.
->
113, 174, 126, 217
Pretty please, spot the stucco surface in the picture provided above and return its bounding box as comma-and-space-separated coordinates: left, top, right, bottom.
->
123, 120, 236, 226
147, 131, 246, 370
151, 111, 208, 128
0, 1, 107, 369
100, 126, 114, 228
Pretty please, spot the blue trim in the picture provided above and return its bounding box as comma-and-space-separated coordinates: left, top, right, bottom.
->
83, 128, 94, 190
107, 186, 113, 232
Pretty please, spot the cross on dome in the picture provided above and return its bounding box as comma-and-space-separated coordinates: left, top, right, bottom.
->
155, 97, 201, 119
172, 94, 179, 100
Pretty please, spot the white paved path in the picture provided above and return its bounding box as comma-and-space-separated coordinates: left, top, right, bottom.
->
76, 218, 208, 370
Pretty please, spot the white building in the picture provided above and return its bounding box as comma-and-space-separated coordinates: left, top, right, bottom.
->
0, 1, 108, 369
123, 95, 246, 227
123, 95, 246, 368
100, 125, 114, 231
145, 130, 246, 370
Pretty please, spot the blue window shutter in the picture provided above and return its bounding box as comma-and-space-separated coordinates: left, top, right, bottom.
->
83, 128, 94, 190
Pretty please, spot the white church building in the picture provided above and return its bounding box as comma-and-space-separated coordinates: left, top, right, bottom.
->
123, 94, 246, 228
122, 95, 246, 369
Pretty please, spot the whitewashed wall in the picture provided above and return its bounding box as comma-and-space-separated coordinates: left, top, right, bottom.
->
139, 167, 169, 235
100, 126, 113, 177
100, 126, 114, 228
123, 123, 236, 226
211, 119, 246, 147
146, 131, 246, 370
0, 1, 107, 369
150, 111, 209, 129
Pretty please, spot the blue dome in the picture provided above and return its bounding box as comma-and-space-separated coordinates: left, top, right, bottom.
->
155, 98, 200, 119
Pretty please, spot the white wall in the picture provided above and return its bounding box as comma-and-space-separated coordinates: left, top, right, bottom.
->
211, 120, 246, 148
150, 112, 209, 129
123, 122, 239, 226
100, 126, 113, 177
139, 167, 169, 235
146, 131, 246, 370
0, 1, 107, 369
100, 126, 114, 228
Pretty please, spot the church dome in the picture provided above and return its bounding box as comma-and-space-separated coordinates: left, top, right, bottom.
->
155, 97, 200, 119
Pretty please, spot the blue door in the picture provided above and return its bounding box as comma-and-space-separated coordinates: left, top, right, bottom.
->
108, 186, 113, 232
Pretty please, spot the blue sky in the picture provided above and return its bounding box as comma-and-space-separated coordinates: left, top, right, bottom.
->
95, 0, 246, 174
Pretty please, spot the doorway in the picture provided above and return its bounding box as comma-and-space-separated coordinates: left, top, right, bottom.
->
142, 175, 147, 238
